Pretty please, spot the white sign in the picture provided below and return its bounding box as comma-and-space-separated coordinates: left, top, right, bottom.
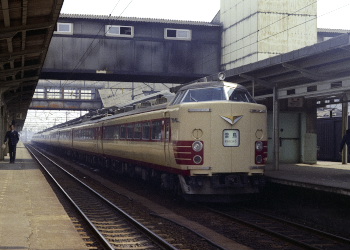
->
223, 129, 240, 147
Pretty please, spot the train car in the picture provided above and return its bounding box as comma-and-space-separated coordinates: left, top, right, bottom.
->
32, 81, 268, 202
58, 127, 73, 149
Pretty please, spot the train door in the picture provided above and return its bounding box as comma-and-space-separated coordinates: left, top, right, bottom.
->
163, 117, 171, 166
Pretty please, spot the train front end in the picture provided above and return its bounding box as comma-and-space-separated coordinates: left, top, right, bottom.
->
169, 81, 268, 201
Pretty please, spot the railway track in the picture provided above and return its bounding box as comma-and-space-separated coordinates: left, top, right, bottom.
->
27, 144, 178, 250
208, 206, 350, 250
31, 142, 350, 250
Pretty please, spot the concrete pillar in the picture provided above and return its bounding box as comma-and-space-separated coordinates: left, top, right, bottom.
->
342, 98, 348, 164
0, 90, 4, 160
273, 86, 280, 170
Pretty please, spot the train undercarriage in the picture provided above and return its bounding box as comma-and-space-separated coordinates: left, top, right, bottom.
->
35, 143, 265, 202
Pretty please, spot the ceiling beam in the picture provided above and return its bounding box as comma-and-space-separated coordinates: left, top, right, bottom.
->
0, 76, 38, 88
282, 63, 332, 81
0, 48, 44, 64
0, 64, 41, 78
0, 22, 53, 40
1, 0, 10, 27
239, 74, 274, 88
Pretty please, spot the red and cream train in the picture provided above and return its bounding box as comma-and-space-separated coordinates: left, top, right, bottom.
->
32, 81, 268, 202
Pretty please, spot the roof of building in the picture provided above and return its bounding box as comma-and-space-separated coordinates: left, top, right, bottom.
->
59, 13, 220, 27
318, 28, 350, 33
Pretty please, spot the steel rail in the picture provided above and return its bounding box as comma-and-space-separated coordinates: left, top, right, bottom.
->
26, 145, 115, 250
27, 144, 178, 250
208, 207, 350, 250
245, 208, 350, 245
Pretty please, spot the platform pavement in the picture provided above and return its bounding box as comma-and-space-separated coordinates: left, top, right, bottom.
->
265, 161, 350, 195
0, 141, 88, 250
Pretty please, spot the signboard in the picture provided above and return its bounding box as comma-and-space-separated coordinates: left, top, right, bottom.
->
223, 129, 240, 147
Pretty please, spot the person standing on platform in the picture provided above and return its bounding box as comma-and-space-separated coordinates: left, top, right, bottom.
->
339, 129, 350, 156
3, 124, 19, 163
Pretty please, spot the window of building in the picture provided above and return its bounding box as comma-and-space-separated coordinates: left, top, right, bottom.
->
323, 37, 333, 41
47, 88, 61, 99
164, 28, 191, 40
64, 88, 79, 99
81, 89, 93, 100
54, 23, 73, 35
33, 88, 45, 99
105, 25, 134, 37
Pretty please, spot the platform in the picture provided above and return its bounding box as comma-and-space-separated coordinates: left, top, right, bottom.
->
265, 161, 350, 196
0, 142, 88, 250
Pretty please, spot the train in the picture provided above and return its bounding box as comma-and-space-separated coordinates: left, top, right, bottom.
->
31, 80, 268, 202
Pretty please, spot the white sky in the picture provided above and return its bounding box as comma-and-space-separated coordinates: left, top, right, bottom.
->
60, 0, 350, 29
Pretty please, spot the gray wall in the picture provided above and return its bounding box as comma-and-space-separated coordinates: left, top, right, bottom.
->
42, 17, 222, 83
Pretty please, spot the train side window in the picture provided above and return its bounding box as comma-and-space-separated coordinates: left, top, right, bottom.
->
103, 126, 110, 139
83, 129, 86, 139
151, 120, 162, 140
134, 123, 142, 139
120, 125, 126, 139
142, 122, 150, 140
104, 126, 118, 139
127, 124, 134, 139
91, 128, 96, 139
114, 126, 120, 139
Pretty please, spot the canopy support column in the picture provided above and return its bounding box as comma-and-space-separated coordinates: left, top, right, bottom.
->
342, 96, 348, 164
273, 85, 280, 170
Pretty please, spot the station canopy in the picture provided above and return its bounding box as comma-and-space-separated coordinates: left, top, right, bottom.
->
0, 0, 63, 129
202, 33, 350, 105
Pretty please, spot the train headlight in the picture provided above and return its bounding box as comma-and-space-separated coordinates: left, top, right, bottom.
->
255, 141, 263, 152
192, 141, 203, 152
256, 155, 263, 164
193, 155, 203, 164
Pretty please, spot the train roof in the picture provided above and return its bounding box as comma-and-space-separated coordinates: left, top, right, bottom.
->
178, 81, 243, 91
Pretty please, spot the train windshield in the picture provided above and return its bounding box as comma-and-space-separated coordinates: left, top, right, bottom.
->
226, 87, 256, 103
172, 86, 256, 104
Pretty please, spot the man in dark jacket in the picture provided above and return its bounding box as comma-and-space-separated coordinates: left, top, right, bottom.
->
4, 124, 20, 163
340, 129, 350, 156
